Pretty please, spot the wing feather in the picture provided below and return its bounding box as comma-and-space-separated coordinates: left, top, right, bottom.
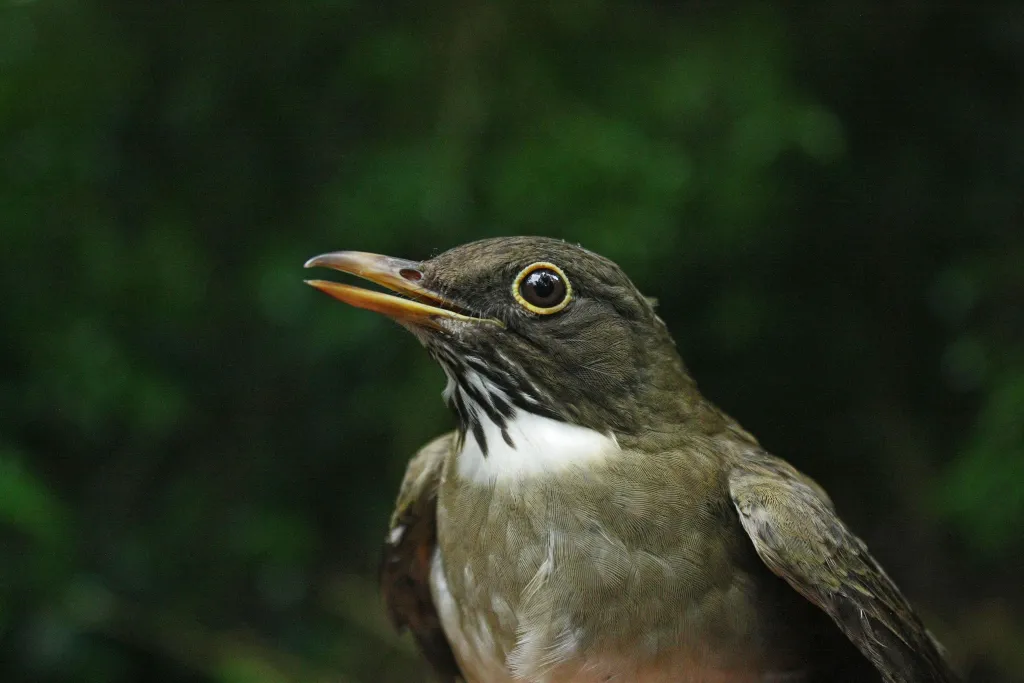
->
380, 432, 461, 682
729, 453, 959, 683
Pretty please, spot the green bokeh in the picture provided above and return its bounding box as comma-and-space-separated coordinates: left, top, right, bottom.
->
2, 2, 1022, 682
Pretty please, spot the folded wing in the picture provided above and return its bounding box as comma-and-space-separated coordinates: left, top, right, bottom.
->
380, 432, 462, 682
729, 453, 959, 683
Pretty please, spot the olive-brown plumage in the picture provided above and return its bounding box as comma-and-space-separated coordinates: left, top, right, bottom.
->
307, 237, 959, 683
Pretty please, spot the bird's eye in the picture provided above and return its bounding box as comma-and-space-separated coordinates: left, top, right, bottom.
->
513, 262, 572, 314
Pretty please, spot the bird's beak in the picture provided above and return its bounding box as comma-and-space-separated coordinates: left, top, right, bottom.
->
304, 251, 499, 329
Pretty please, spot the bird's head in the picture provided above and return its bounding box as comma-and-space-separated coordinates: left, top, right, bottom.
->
305, 237, 697, 442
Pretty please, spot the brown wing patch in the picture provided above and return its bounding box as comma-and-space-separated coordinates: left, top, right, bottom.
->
379, 432, 461, 682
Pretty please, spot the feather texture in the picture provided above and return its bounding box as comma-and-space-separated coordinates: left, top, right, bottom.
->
730, 453, 959, 683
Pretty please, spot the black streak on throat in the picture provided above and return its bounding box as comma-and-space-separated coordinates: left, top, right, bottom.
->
429, 344, 560, 457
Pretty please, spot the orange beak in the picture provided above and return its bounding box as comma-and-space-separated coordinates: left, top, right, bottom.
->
304, 251, 500, 329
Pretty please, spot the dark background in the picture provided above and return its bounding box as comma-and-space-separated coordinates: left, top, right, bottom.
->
2, 2, 1022, 682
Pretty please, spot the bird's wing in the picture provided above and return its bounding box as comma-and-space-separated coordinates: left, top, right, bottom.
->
729, 453, 958, 683
380, 431, 461, 682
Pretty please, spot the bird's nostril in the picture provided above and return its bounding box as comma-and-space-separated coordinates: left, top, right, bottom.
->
399, 268, 423, 282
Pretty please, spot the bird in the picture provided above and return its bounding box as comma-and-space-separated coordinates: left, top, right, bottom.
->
304, 237, 959, 683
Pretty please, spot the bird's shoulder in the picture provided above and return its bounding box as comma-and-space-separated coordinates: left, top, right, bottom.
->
380, 431, 461, 682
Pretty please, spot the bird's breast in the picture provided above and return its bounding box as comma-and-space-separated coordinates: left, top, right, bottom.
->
435, 435, 810, 682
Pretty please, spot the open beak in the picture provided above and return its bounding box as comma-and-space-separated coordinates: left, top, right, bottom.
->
304, 251, 500, 329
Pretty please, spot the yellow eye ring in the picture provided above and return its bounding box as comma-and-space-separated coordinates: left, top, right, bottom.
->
512, 262, 572, 314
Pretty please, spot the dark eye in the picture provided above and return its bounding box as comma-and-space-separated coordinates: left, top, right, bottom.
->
522, 269, 564, 306
513, 262, 572, 314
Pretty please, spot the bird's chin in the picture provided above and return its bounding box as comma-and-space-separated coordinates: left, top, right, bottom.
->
404, 318, 460, 345
412, 319, 496, 355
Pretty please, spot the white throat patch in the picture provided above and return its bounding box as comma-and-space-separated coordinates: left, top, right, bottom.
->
448, 368, 620, 484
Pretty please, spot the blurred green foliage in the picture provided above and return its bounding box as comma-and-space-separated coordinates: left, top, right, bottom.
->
1, 2, 1022, 682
